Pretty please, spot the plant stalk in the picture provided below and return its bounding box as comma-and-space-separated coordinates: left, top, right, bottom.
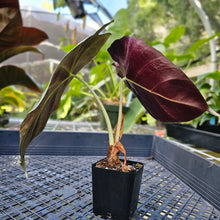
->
115, 78, 125, 142
75, 75, 114, 146
208, 107, 220, 118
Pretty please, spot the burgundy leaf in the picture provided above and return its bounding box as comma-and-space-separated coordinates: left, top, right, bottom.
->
20, 27, 49, 46
0, 10, 48, 53
0, 45, 43, 63
0, 65, 42, 92
108, 36, 208, 122
0, 0, 19, 9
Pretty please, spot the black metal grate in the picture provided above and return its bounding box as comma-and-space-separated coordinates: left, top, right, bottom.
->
0, 155, 219, 220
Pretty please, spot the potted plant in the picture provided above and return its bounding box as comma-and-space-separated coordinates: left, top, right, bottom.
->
0, 0, 48, 125
19, 20, 219, 218
149, 25, 220, 151
194, 71, 220, 131
166, 70, 220, 152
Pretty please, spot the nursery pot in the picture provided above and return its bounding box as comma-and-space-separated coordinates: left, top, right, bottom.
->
100, 104, 129, 130
166, 123, 220, 153
0, 113, 9, 127
197, 123, 220, 134
92, 159, 144, 219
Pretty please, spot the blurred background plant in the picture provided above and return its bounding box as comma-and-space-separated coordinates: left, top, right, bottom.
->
125, 0, 220, 58
52, 8, 132, 123
0, 0, 48, 126
192, 71, 220, 127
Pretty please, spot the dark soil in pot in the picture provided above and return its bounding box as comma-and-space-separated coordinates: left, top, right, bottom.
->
92, 159, 143, 220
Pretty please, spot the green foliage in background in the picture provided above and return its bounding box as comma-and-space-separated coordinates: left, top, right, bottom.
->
126, 0, 220, 49
0, 2, 48, 120
192, 71, 220, 126
54, 11, 132, 121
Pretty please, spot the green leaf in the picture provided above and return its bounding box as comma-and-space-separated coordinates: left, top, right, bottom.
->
0, 86, 26, 108
97, 9, 130, 60
61, 44, 76, 53
69, 77, 84, 97
56, 94, 71, 119
123, 98, 145, 133
90, 63, 107, 84
199, 83, 212, 90
197, 71, 220, 84
53, 0, 66, 9
165, 53, 194, 62
152, 44, 166, 53
164, 26, 185, 47
0, 65, 42, 92
204, 71, 220, 81
108, 9, 130, 39
187, 32, 220, 53
19, 21, 112, 175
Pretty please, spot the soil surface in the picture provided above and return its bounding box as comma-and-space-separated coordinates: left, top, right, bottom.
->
95, 158, 143, 172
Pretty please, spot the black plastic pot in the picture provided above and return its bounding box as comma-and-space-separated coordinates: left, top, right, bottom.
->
92, 159, 144, 219
0, 113, 9, 126
198, 124, 220, 134
166, 123, 220, 152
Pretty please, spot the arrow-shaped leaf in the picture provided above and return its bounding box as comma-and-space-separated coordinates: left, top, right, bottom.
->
19, 21, 112, 175
108, 36, 208, 122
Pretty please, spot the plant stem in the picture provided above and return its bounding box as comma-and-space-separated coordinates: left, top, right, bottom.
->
75, 75, 114, 146
115, 78, 125, 142
208, 107, 220, 117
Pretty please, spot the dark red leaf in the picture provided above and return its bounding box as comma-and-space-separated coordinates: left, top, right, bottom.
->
108, 36, 208, 122
0, 46, 43, 63
0, 65, 42, 93
0, 0, 19, 9
0, 10, 48, 53
20, 27, 49, 46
